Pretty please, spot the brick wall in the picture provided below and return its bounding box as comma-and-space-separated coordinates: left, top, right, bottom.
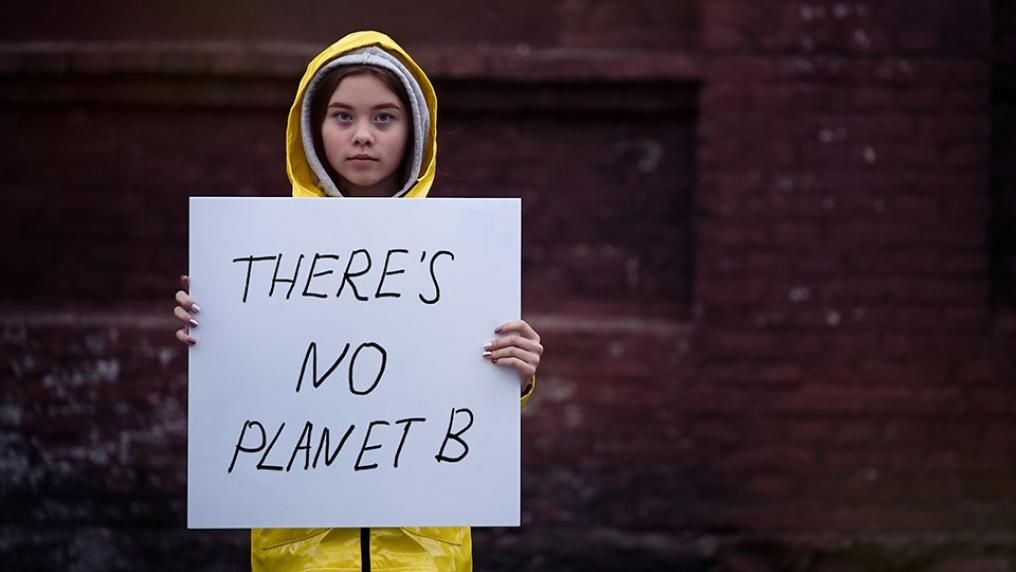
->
2, 2, 1014, 571
679, 1, 1014, 570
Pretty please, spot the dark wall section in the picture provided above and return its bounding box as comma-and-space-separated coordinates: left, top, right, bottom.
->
0, 1, 700, 49
0, 106, 287, 301
991, 0, 1016, 309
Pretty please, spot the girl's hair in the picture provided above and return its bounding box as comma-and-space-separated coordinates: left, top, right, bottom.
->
309, 65, 415, 191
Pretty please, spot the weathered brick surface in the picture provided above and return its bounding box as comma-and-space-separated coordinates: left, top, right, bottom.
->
0, 1, 700, 51
688, 3, 1014, 570
2, 1, 1015, 571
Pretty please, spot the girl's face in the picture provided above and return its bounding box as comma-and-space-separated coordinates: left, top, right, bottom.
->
320, 73, 409, 197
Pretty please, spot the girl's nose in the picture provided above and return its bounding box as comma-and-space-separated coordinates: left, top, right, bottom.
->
352, 121, 374, 145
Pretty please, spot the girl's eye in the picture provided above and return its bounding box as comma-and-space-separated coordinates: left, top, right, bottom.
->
375, 112, 394, 124
332, 111, 353, 122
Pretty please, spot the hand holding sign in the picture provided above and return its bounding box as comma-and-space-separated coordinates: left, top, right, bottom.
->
484, 320, 543, 383
174, 275, 199, 346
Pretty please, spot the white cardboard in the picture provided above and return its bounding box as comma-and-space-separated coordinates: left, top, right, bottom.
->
187, 197, 520, 529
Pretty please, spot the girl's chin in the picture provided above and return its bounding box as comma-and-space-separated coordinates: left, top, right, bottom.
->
339, 176, 399, 197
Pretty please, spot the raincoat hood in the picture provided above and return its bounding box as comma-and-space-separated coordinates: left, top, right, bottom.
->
286, 31, 438, 198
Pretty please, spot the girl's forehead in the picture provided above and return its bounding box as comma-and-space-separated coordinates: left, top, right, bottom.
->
329, 73, 402, 106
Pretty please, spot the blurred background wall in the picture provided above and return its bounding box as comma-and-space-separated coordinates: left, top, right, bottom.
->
1, 1, 1014, 570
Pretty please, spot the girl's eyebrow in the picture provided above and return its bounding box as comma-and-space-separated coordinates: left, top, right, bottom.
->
327, 102, 403, 111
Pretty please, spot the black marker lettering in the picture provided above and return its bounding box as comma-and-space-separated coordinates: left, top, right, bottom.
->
232, 255, 277, 303
295, 341, 350, 393
270, 253, 305, 299
336, 249, 372, 301
302, 253, 340, 299
285, 421, 314, 472
348, 342, 387, 396
312, 424, 356, 468
354, 420, 390, 471
375, 248, 408, 298
435, 408, 473, 463
393, 417, 426, 468
228, 420, 266, 473
256, 422, 286, 471
419, 250, 455, 305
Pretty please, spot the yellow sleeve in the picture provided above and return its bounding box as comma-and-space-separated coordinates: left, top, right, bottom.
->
520, 375, 536, 407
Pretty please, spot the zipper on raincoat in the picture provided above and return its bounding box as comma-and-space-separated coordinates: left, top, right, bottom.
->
360, 527, 371, 571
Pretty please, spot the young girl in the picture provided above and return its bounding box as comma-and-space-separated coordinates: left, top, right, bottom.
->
172, 31, 543, 571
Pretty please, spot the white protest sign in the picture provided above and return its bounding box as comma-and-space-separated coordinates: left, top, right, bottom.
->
187, 197, 520, 529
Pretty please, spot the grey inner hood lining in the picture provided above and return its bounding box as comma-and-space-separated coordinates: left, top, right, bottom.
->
300, 46, 430, 198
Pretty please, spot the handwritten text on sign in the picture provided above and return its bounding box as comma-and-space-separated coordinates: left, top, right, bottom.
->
187, 197, 521, 529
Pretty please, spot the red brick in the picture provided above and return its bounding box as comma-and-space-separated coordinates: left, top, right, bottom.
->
17, 49, 70, 74
699, 221, 771, 248
0, 49, 21, 73
758, 363, 803, 384
953, 359, 1005, 385
689, 504, 781, 530
704, 0, 765, 29
699, 278, 769, 304
795, 255, 843, 275
68, 48, 116, 74
927, 557, 1014, 572
785, 82, 848, 110
749, 85, 795, 110
773, 222, 822, 246
898, 29, 941, 52
919, 58, 990, 85
699, 84, 748, 111
915, 112, 989, 140
721, 446, 818, 473
925, 227, 986, 249
745, 475, 795, 498
692, 419, 743, 444
898, 87, 946, 109
701, 331, 781, 357
850, 86, 896, 108
700, 138, 748, 166
786, 419, 835, 442
710, 55, 782, 82
745, 252, 794, 274
700, 362, 758, 383
917, 280, 986, 303
941, 143, 989, 168
835, 420, 882, 443
704, 25, 748, 52
781, 506, 894, 534
828, 221, 922, 247
742, 140, 797, 167
945, 87, 990, 109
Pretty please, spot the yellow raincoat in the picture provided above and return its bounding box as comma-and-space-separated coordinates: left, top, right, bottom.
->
251, 30, 534, 571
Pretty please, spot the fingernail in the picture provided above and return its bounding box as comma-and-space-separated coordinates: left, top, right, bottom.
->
483, 342, 492, 350
482, 351, 492, 358
191, 304, 201, 314
495, 326, 502, 333
189, 318, 199, 327
188, 338, 197, 346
